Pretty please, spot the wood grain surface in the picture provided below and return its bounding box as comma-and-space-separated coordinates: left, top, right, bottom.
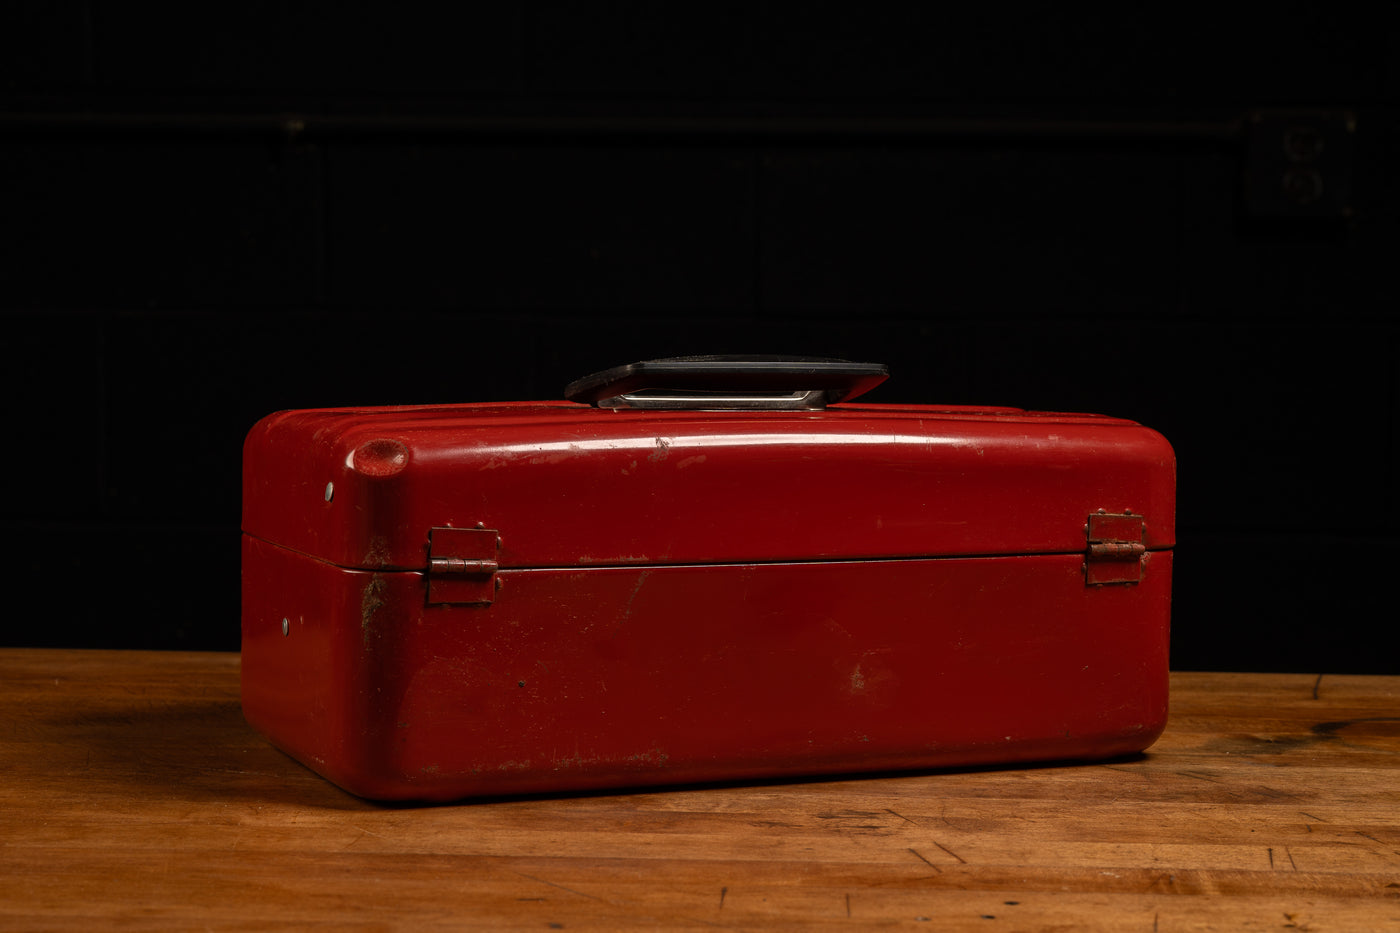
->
1, 649, 1397, 931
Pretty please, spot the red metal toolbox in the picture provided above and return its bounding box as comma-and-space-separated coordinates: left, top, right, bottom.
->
241, 359, 1175, 801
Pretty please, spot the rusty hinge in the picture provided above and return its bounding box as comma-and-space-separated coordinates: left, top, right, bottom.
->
1084, 511, 1146, 586
427, 526, 501, 605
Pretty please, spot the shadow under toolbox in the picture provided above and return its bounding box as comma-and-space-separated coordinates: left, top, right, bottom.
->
240, 359, 1175, 801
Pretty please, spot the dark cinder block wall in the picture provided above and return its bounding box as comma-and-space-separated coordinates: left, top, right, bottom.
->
3, 4, 1397, 672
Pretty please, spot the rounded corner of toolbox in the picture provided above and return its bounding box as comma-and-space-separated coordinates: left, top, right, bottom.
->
242, 412, 279, 466
1134, 422, 1177, 468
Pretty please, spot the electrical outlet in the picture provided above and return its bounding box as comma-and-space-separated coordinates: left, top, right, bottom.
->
1244, 110, 1355, 218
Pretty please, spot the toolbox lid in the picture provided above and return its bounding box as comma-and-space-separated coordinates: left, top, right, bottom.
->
242, 400, 1175, 572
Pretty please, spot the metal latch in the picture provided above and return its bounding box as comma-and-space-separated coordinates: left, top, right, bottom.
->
427, 526, 500, 605
1085, 511, 1146, 586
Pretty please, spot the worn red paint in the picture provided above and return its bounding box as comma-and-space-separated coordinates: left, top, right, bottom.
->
241, 396, 1175, 801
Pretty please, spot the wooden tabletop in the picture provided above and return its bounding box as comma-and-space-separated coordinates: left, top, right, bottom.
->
1, 650, 1397, 931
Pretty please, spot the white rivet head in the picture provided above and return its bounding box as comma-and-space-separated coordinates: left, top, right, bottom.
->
281, 618, 290, 637
324, 482, 334, 502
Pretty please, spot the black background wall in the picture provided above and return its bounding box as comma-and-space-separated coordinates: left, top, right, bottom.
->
2, 4, 1396, 673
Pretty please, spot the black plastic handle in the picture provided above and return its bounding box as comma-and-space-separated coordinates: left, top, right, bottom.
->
564, 356, 889, 410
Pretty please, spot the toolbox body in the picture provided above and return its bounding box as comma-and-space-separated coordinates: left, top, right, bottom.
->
241, 362, 1175, 801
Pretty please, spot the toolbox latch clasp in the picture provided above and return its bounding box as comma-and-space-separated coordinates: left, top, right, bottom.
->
427, 526, 501, 605
1084, 511, 1146, 586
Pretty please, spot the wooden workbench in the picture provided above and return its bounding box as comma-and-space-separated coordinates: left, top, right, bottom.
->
1, 650, 1397, 931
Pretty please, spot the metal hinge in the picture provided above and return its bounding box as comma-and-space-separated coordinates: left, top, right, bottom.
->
1084, 511, 1146, 586
427, 526, 501, 605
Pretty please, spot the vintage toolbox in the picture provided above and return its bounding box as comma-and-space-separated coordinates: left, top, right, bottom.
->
241, 358, 1175, 801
